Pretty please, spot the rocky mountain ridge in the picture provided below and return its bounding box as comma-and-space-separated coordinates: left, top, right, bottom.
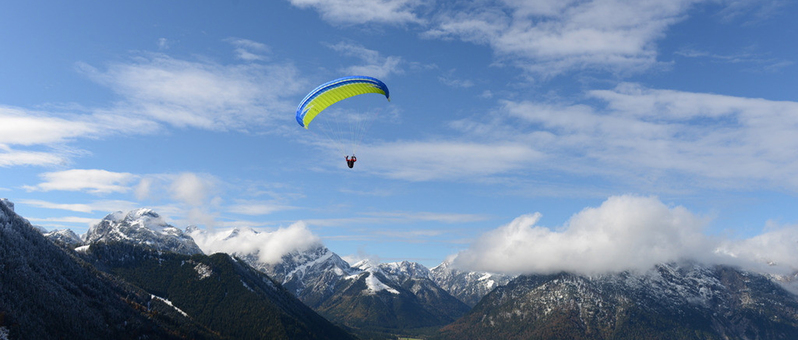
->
438, 262, 798, 339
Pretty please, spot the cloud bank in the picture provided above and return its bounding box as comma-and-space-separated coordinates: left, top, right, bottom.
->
453, 195, 711, 274
188, 222, 321, 264
453, 195, 798, 276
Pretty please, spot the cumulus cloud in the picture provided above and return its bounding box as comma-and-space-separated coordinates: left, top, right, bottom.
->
170, 173, 217, 207
453, 195, 798, 278
188, 222, 321, 264
23, 169, 137, 194
288, 0, 424, 25
716, 223, 798, 275
453, 195, 712, 275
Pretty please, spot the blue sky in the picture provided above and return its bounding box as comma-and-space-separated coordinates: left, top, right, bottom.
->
2, 0, 798, 272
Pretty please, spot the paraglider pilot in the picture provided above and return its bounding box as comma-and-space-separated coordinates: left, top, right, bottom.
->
345, 155, 357, 168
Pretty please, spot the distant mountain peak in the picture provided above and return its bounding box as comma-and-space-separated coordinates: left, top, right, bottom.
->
85, 208, 202, 255
43, 229, 84, 248
351, 258, 382, 272
430, 259, 514, 307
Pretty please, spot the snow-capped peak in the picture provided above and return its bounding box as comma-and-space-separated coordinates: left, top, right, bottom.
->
85, 208, 202, 255
380, 260, 432, 281
43, 229, 83, 248
352, 259, 381, 272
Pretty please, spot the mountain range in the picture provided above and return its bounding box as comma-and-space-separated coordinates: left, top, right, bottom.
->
6, 200, 798, 339
198, 228, 479, 338
438, 263, 798, 339
1, 201, 353, 340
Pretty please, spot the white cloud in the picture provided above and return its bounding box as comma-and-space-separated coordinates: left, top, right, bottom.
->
716, 222, 798, 274
453, 195, 712, 275
0, 107, 150, 167
438, 74, 474, 88
169, 173, 218, 207
27, 216, 102, 226
188, 222, 321, 264
328, 42, 403, 79
363, 211, 489, 224
18, 199, 139, 214
157, 38, 169, 50
78, 52, 304, 131
302, 210, 488, 227
424, 0, 702, 77
452, 83, 798, 191
0, 107, 98, 146
0, 147, 67, 167
288, 0, 424, 25
226, 38, 270, 61
675, 47, 793, 72
715, 0, 789, 23
134, 177, 154, 201
0, 44, 303, 168
24, 169, 137, 194
585, 84, 798, 188
452, 195, 798, 277
364, 140, 543, 181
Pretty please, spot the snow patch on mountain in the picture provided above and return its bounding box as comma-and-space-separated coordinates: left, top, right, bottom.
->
364, 272, 399, 295
343, 259, 400, 295
151, 295, 189, 318
194, 263, 212, 280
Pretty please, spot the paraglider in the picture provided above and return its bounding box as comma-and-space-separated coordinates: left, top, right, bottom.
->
296, 76, 390, 168
345, 155, 357, 168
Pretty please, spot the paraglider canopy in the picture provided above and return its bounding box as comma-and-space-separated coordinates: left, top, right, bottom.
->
296, 76, 390, 129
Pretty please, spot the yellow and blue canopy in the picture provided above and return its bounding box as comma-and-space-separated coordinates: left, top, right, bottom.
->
296, 76, 390, 129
